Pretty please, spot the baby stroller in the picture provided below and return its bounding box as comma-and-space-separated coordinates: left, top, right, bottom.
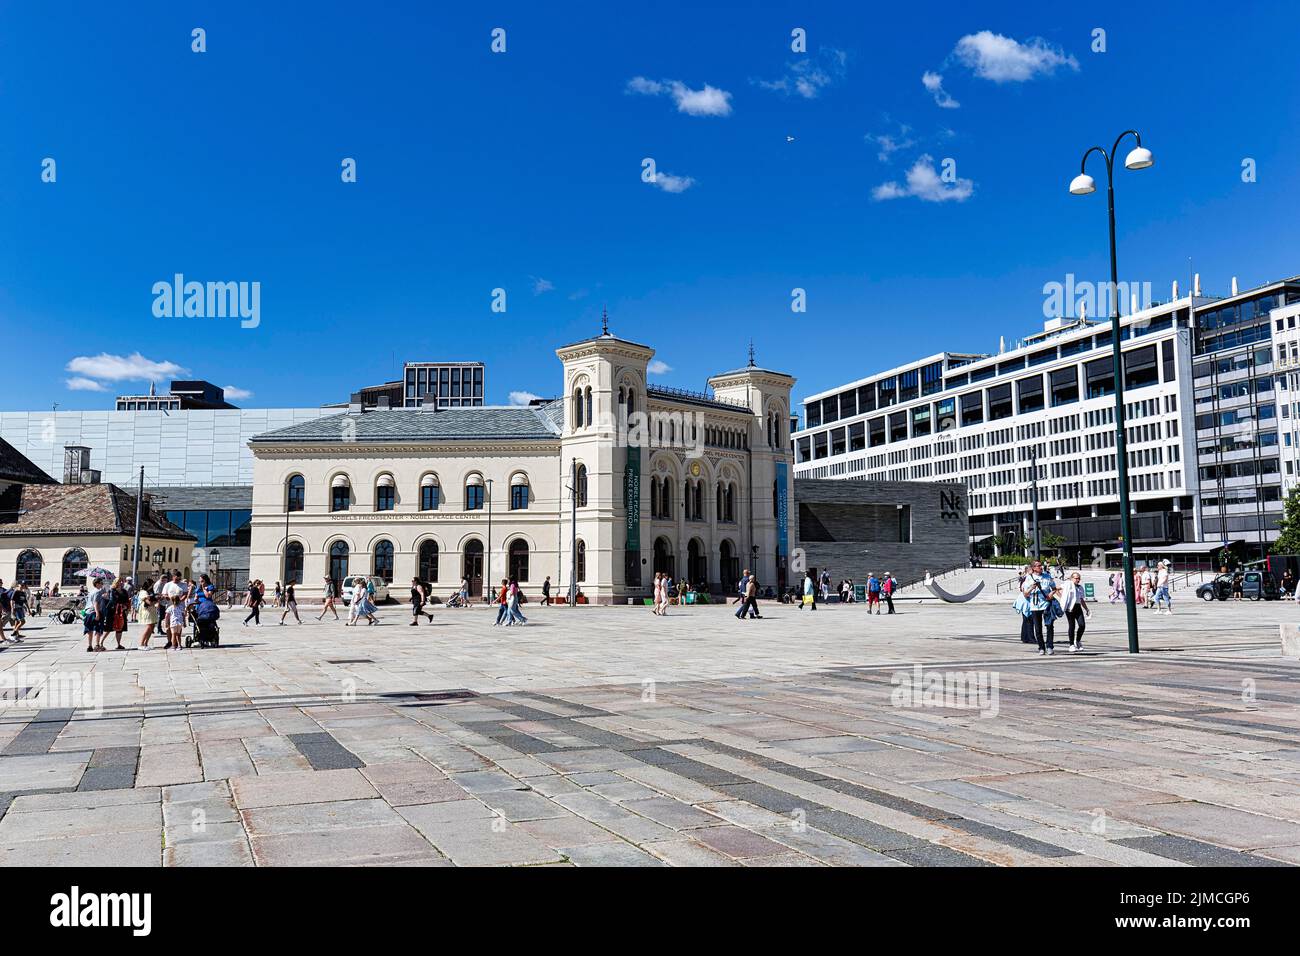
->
185, 598, 221, 648
445, 591, 469, 608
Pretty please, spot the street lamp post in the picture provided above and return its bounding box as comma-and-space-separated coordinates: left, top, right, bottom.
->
484, 478, 494, 602
210, 549, 221, 589
1070, 129, 1154, 654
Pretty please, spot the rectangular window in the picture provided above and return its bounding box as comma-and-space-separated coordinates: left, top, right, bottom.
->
421, 485, 440, 510
797, 436, 812, 462
1050, 366, 1079, 406
911, 405, 931, 437
877, 377, 897, 408
831, 427, 847, 457
814, 432, 828, 459
935, 397, 956, 432
838, 389, 857, 418
888, 411, 908, 443
806, 402, 822, 428
466, 485, 485, 510
988, 383, 1013, 421
1085, 355, 1115, 399
868, 417, 885, 447
822, 396, 839, 424
510, 485, 529, 510
857, 384, 876, 413
849, 421, 865, 451
1016, 374, 1044, 413
921, 361, 944, 396
960, 391, 983, 426
1124, 345, 1159, 391
899, 369, 919, 402
332, 487, 350, 512
376, 486, 395, 511
230, 509, 252, 547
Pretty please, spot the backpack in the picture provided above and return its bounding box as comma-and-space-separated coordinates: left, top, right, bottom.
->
0, 589, 10, 611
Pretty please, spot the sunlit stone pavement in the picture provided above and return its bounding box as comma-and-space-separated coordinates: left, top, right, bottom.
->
0, 596, 1297, 866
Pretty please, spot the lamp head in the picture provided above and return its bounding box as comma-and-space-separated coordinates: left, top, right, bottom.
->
1124, 146, 1153, 170
1069, 173, 1096, 195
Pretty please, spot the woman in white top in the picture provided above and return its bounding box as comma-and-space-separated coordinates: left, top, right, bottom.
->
1063, 571, 1090, 652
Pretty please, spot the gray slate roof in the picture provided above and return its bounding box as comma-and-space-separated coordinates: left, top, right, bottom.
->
250, 402, 564, 444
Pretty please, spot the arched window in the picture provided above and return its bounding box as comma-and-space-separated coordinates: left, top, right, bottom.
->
15, 550, 42, 587
418, 540, 439, 583
508, 539, 529, 582
287, 474, 305, 512
284, 541, 304, 585
716, 483, 724, 521
650, 476, 661, 518
373, 539, 394, 583
509, 473, 530, 510
61, 548, 87, 586
572, 387, 583, 431
626, 387, 635, 416
661, 476, 672, 519
330, 475, 351, 512
694, 482, 703, 520
576, 540, 587, 582
328, 541, 349, 589
584, 386, 593, 427
375, 475, 396, 511
575, 464, 588, 507
420, 474, 440, 511
465, 474, 485, 510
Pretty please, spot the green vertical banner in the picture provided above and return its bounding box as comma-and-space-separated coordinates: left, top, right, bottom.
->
776, 461, 789, 591
624, 447, 641, 587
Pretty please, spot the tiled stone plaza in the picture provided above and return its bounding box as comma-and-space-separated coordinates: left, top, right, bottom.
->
1, 597, 1298, 866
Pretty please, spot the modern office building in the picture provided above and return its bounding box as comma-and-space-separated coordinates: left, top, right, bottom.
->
401, 361, 485, 408
793, 275, 1300, 563
115, 379, 238, 411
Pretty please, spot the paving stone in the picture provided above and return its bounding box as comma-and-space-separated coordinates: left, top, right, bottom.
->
642, 839, 743, 866
1114, 834, 1292, 866
0, 828, 162, 866
230, 768, 378, 809
242, 798, 404, 836
398, 802, 562, 866
137, 744, 203, 787
561, 842, 665, 866
287, 732, 365, 770
250, 823, 443, 866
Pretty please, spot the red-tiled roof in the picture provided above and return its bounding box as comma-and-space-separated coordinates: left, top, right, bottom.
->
0, 484, 195, 539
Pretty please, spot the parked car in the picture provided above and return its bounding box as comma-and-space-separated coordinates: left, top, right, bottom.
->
340, 575, 390, 604
1196, 571, 1280, 602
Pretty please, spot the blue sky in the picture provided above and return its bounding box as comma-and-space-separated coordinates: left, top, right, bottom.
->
3, 1, 1299, 412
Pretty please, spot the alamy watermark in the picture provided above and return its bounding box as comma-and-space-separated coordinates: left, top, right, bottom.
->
152, 274, 260, 328
592, 408, 709, 459
1042, 273, 1153, 322
0, 666, 104, 716
890, 664, 999, 718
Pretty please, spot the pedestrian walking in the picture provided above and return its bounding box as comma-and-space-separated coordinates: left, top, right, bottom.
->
1153, 560, 1173, 614
493, 579, 510, 626
820, 569, 831, 602
506, 579, 527, 626
801, 570, 817, 610
273, 582, 283, 608
459, 576, 471, 608
408, 578, 433, 625
318, 575, 340, 620
243, 579, 263, 626
7, 583, 28, 642
280, 582, 302, 624
1019, 559, 1059, 656
1063, 571, 1090, 652
166, 596, 185, 649
542, 575, 552, 607
735, 574, 761, 619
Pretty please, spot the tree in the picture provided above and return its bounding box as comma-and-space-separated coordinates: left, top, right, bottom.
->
1039, 531, 1066, 557
1273, 487, 1300, 555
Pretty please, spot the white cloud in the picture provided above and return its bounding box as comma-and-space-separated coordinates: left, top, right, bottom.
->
952, 31, 1078, 83
866, 123, 917, 162
756, 49, 848, 99
222, 385, 253, 400
921, 71, 960, 109
508, 390, 543, 406
65, 377, 107, 392
646, 360, 672, 375
531, 276, 555, 295
649, 171, 696, 194
65, 352, 187, 384
627, 76, 733, 116
872, 154, 974, 203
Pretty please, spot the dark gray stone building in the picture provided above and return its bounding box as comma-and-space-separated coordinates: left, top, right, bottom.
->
793, 478, 969, 588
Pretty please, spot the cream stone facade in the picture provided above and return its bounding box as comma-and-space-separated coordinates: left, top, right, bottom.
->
248, 332, 795, 604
